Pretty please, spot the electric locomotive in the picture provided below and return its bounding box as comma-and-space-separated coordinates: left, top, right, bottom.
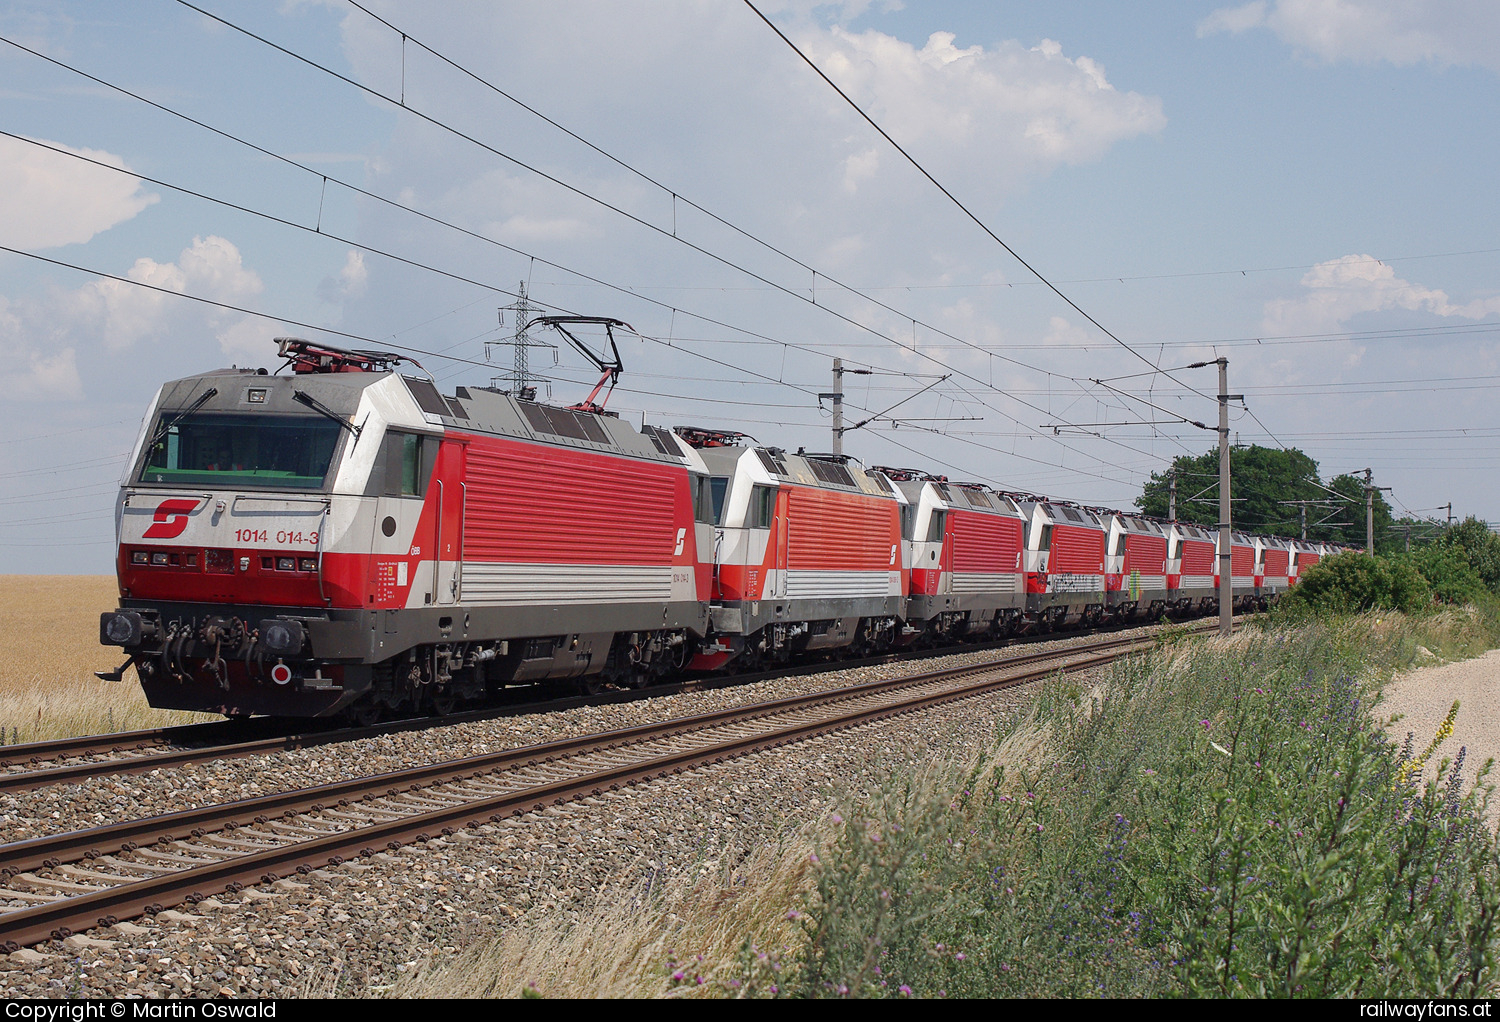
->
99, 331, 710, 719
100, 332, 1308, 720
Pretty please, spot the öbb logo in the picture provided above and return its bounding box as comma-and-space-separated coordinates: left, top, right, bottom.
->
142, 498, 200, 539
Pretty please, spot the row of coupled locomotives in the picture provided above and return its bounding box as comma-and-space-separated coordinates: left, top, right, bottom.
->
99, 340, 1350, 720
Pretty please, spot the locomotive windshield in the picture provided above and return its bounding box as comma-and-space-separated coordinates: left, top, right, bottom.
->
138, 412, 342, 490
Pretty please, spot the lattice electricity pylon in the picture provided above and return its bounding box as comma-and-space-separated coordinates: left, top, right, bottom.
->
486, 281, 555, 398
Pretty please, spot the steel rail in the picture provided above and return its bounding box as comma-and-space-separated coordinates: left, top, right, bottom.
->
0, 632, 1170, 876
0, 629, 1200, 949
1, 617, 1223, 792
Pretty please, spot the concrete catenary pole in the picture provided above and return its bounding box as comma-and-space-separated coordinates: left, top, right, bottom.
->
1218, 359, 1233, 639
829, 358, 844, 457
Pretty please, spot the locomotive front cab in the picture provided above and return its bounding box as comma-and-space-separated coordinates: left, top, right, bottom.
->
100, 343, 427, 716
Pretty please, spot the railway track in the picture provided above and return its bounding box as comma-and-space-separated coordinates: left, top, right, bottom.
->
0, 624, 1216, 950
0, 616, 1227, 794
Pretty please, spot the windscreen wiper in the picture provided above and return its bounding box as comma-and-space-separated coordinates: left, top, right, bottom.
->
146, 387, 218, 450
293, 389, 361, 439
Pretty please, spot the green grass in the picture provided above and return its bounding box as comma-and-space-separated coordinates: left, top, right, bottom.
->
387, 609, 1500, 999
767, 617, 1500, 998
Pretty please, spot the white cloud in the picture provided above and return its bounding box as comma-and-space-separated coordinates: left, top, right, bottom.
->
0, 234, 275, 400
70, 235, 264, 351
0, 297, 81, 400
802, 28, 1166, 174
1199, 0, 1500, 72
1262, 254, 1500, 339
1198, 1, 1269, 35
841, 147, 880, 194
318, 249, 369, 304
0, 134, 158, 249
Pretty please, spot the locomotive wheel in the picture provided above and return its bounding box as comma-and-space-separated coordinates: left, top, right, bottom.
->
430, 690, 458, 716
348, 701, 382, 727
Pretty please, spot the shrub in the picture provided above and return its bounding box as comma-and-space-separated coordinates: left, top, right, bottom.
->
781, 626, 1500, 998
1275, 553, 1430, 618
1436, 519, 1500, 594
1404, 546, 1488, 606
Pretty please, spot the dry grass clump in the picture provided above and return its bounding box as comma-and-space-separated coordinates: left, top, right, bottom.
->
389, 824, 828, 999
0, 575, 212, 743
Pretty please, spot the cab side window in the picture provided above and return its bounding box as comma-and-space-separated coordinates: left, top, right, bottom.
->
748, 485, 775, 529
385, 432, 433, 497
925, 510, 946, 543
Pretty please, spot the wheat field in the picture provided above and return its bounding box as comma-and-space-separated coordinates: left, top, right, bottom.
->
0, 575, 213, 744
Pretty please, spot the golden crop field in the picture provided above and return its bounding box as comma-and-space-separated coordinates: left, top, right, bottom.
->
0, 575, 212, 744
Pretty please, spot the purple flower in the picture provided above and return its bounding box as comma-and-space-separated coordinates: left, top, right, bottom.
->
830, 813, 843, 824
899, 986, 912, 997
672, 971, 685, 981
1201, 719, 1212, 731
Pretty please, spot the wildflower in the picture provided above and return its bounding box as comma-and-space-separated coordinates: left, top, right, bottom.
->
808, 853, 819, 864
955, 953, 966, 961
899, 986, 912, 996
785, 910, 800, 920
671, 971, 685, 981
1035, 823, 1044, 833
1201, 719, 1212, 731
1000, 964, 1011, 972
830, 813, 843, 824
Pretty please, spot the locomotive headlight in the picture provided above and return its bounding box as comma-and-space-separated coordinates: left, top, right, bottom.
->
100, 611, 145, 647
258, 618, 306, 656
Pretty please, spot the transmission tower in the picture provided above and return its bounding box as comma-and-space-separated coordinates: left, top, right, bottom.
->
485, 282, 554, 398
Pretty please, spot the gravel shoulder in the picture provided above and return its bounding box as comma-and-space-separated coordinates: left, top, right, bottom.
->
1380, 648, 1500, 825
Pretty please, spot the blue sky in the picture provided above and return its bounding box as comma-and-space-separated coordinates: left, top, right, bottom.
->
1, 0, 1497, 572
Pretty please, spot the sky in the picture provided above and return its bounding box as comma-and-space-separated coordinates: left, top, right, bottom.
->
1, 0, 1497, 573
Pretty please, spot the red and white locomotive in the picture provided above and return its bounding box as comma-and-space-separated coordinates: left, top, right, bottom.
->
99, 334, 1316, 720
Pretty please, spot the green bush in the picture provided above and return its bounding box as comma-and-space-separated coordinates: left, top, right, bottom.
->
776, 625, 1500, 999
1437, 518, 1500, 594
1404, 546, 1488, 606
1275, 552, 1431, 618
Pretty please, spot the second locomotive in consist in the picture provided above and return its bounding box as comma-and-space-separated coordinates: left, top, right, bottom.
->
100, 334, 1336, 720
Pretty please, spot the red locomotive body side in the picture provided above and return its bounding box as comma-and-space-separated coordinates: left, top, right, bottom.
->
1048, 523, 1106, 576
1180, 539, 1215, 575
461, 434, 691, 566
1230, 542, 1255, 578
949, 509, 1023, 575
1263, 548, 1290, 577
785, 485, 900, 574
1123, 534, 1168, 577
